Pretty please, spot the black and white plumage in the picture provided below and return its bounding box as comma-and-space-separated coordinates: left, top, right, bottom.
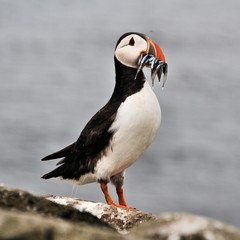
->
42, 32, 168, 209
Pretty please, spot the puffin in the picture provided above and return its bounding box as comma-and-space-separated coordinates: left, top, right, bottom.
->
41, 32, 168, 209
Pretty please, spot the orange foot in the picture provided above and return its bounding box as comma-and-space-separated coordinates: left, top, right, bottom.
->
100, 182, 136, 211
108, 202, 136, 211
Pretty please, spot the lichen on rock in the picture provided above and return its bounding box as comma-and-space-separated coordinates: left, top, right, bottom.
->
46, 195, 156, 233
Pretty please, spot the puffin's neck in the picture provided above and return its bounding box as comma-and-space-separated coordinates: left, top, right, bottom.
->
111, 57, 145, 100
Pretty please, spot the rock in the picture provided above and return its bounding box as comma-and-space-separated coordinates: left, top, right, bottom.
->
46, 197, 240, 240
129, 213, 240, 240
47, 195, 156, 233
1, 185, 240, 240
0, 185, 113, 230
0, 185, 122, 240
0, 208, 123, 240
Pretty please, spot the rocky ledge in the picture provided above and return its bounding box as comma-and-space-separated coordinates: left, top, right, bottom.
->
0, 185, 240, 240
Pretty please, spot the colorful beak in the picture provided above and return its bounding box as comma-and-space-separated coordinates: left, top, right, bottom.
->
135, 37, 168, 88
147, 38, 166, 63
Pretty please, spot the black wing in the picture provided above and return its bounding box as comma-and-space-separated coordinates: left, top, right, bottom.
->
41, 100, 119, 180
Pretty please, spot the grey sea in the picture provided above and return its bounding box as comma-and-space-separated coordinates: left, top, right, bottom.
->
1, 0, 240, 227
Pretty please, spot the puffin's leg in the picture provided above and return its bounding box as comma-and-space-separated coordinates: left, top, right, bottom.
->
110, 171, 127, 207
99, 181, 116, 206
99, 181, 128, 208
116, 186, 127, 206
100, 179, 135, 210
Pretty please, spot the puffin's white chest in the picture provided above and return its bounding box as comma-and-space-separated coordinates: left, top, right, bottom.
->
96, 81, 161, 179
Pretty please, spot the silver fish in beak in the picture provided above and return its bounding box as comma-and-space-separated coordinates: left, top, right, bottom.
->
135, 37, 168, 88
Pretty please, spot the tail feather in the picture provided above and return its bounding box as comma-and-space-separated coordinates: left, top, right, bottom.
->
41, 162, 79, 180
41, 171, 58, 179
42, 142, 75, 161
41, 165, 67, 179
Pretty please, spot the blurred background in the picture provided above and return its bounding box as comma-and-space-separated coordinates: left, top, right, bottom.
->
1, 0, 240, 226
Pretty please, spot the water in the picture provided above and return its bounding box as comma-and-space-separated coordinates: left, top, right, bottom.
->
1, 0, 240, 226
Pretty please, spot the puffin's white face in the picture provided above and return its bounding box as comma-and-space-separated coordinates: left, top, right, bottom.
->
115, 34, 147, 68
115, 32, 168, 87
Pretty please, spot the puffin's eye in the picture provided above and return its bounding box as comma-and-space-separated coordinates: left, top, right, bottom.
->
129, 37, 135, 46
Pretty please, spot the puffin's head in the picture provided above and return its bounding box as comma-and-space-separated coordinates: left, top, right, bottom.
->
115, 32, 168, 87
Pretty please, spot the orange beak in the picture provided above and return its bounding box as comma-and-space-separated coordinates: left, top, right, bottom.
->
147, 38, 166, 63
